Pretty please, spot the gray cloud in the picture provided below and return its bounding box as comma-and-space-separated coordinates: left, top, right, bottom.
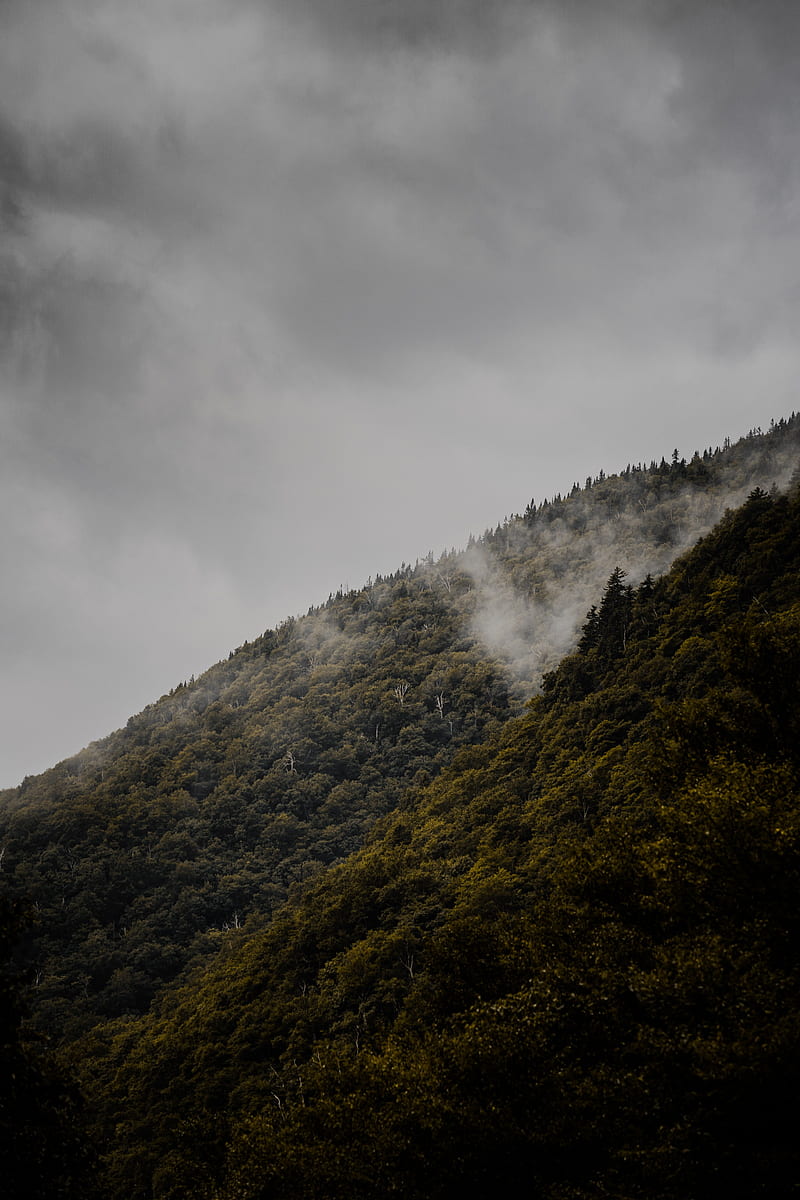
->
268, 0, 533, 53
1, 0, 799, 783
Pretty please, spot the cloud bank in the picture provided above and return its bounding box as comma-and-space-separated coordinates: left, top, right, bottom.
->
2, 0, 800, 783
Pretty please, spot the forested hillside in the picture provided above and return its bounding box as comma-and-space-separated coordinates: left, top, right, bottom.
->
1, 417, 800, 1198
83, 479, 800, 1200
0, 420, 795, 1042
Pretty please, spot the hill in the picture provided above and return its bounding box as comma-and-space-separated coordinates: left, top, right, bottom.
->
0, 419, 796, 1043
83, 478, 800, 1200
1, 416, 799, 1198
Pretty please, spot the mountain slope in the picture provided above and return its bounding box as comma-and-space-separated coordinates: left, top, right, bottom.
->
80, 481, 800, 1200
1, 420, 797, 1045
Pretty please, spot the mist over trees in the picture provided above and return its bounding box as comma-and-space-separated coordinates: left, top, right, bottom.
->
1, 416, 799, 1198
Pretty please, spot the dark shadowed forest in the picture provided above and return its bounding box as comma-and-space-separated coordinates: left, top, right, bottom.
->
2, 417, 800, 1199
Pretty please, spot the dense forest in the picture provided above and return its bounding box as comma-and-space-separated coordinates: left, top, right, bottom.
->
1, 416, 799, 1198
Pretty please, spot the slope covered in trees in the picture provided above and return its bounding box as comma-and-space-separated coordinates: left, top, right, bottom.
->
1, 418, 799, 1198
0, 419, 796, 1046
77, 480, 800, 1200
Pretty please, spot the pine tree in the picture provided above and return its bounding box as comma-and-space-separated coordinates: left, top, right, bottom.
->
595, 567, 632, 661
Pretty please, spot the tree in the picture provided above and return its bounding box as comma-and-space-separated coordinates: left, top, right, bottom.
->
0, 897, 95, 1199
595, 566, 632, 661
577, 604, 599, 652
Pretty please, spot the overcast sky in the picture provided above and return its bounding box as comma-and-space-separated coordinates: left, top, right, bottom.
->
1, 0, 799, 785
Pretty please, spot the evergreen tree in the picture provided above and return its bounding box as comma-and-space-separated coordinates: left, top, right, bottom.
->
594, 566, 632, 661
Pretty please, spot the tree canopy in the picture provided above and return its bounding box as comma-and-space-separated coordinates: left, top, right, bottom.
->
2, 417, 800, 1198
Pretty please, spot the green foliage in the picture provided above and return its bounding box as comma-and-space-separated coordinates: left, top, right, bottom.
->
0, 573, 515, 1040
2, 417, 800, 1198
68, 469, 800, 1199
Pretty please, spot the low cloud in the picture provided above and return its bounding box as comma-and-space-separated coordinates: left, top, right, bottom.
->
464, 435, 800, 695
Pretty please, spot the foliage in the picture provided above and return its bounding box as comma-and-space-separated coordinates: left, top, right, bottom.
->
0, 896, 96, 1198
74, 477, 800, 1198
2, 417, 800, 1197
1, 418, 797, 1046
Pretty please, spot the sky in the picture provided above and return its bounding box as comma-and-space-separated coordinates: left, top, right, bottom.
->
1, 0, 799, 786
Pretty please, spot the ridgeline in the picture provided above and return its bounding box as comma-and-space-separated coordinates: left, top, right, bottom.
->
2, 416, 799, 1198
